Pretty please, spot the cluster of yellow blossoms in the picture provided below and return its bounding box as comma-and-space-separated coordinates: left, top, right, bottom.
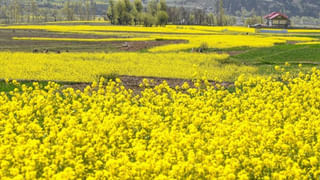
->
3, 24, 320, 34
1, 69, 320, 179
149, 35, 315, 52
0, 52, 256, 82
12, 33, 316, 54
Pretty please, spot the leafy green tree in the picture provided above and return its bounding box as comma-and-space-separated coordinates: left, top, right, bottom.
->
189, 13, 195, 25
207, 13, 215, 25
115, 0, 126, 24
10, 0, 22, 23
158, 0, 167, 12
245, 15, 263, 26
218, 0, 224, 26
157, 10, 168, 26
62, 0, 75, 21
31, 0, 39, 22
123, 0, 134, 24
147, 0, 158, 16
143, 13, 155, 27
133, 0, 143, 25
134, 0, 143, 13
107, 0, 118, 24
123, 0, 133, 13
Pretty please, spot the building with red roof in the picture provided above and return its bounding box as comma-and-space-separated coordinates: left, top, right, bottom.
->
264, 12, 290, 28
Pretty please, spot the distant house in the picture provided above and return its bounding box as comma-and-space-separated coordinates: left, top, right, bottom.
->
264, 12, 290, 28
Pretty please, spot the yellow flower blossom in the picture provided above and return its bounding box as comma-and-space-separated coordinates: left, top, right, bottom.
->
0, 69, 320, 179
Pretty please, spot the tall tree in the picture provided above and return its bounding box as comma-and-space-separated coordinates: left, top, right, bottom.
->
123, 0, 133, 24
115, 0, 126, 24
147, 0, 158, 16
157, 0, 168, 26
134, 0, 143, 13
157, 10, 168, 26
106, 0, 168, 26
90, 0, 97, 20
159, 0, 167, 12
84, 0, 91, 20
107, 0, 118, 24
218, 0, 224, 26
62, 0, 75, 21
10, 0, 22, 23
133, 0, 143, 25
31, 0, 39, 22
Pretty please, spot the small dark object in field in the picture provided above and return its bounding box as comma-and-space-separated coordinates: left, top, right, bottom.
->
66, 49, 69, 52
122, 42, 129, 47
56, 50, 61, 54
199, 42, 208, 52
246, 32, 249, 35
43, 49, 49, 53
33, 49, 38, 53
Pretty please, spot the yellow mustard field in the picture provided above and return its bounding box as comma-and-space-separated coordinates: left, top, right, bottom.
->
12, 37, 156, 42
46, 20, 111, 24
288, 29, 320, 33
12, 34, 315, 52
297, 41, 320, 45
11, 35, 316, 52
149, 35, 315, 52
3, 24, 319, 52
0, 52, 255, 82
0, 25, 211, 34
175, 25, 256, 33
2, 24, 320, 35
1, 70, 320, 179
0, 25, 259, 34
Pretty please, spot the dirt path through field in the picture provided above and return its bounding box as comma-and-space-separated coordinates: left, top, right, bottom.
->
62, 75, 234, 93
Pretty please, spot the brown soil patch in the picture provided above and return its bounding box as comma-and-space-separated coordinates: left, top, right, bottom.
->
213, 50, 246, 56
62, 75, 234, 93
226, 50, 247, 56
119, 40, 187, 51
287, 41, 299, 44
0, 29, 186, 52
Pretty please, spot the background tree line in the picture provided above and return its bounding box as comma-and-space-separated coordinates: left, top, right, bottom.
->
0, 0, 236, 26
0, 0, 319, 27
166, 0, 235, 26
0, 0, 98, 24
107, 0, 236, 26
107, 0, 168, 26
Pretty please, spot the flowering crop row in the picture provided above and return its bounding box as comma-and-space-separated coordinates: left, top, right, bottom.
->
3, 24, 318, 52
1, 69, 320, 179
297, 41, 320, 45
11, 34, 316, 52
0, 25, 211, 34
149, 35, 315, 52
3, 24, 320, 34
0, 52, 256, 82
46, 20, 110, 24
12, 37, 155, 42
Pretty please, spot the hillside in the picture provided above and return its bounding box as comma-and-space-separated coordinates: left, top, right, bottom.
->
1, 0, 319, 18
166, 0, 320, 18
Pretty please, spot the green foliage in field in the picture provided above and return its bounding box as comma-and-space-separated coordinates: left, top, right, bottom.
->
231, 44, 320, 65
0, 80, 50, 93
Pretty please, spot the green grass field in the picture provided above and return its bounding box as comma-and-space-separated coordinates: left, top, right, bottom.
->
231, 44, 320, 64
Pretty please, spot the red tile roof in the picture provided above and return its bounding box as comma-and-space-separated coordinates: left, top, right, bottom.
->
264, 12, 289, 20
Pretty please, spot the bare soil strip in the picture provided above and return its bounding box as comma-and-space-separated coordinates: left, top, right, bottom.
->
63, 75, 234, 93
